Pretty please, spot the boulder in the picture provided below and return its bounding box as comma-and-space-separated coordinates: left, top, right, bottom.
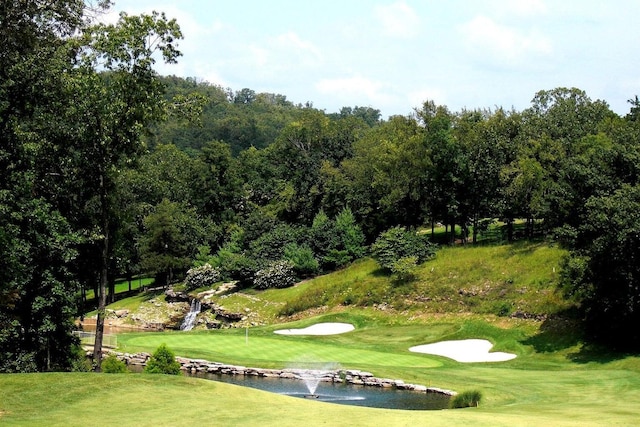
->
164, 288, 190, 303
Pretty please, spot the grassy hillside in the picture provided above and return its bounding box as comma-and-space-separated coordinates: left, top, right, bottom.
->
210, 241, 570, 324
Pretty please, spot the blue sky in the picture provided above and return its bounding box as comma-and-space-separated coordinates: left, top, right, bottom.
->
109, 0, 640, 118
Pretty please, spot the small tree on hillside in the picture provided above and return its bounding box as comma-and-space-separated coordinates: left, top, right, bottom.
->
371, 226, 436, 274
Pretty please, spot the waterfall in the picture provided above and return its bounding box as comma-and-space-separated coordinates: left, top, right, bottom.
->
180, 299, 201, 331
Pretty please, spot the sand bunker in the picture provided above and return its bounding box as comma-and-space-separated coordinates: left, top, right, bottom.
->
274, 322, 355, 336
409, 339, 516, 363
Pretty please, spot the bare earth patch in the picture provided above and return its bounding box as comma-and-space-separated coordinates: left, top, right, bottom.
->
409, 339, 517, 363
274, 322, 355, 335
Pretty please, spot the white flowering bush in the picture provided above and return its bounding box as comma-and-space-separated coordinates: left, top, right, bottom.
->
253, 260, 296, 290
184, 263, 221, 291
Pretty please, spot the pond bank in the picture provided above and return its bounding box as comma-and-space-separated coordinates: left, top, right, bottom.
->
102, 350, 457, 397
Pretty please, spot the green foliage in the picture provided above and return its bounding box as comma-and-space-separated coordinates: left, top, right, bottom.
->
102, 355, 128, 373
561, 185, 640, 349
334, 207, 367, 260
283, 243, 319, 278
310, 208, 367, 270
0, 197, 81, 372
184, 263, 221, 291
390, 256, 419, 283
253, 260, 296, 290
144, 343, 181, 375
70, 346, 93, 372
140, 199, 204, 286
249, 223, 301, 264
450, 390, 482, 408
371, 226, 436, 273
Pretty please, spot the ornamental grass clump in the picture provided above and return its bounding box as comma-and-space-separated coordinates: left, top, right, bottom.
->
450, 390, 482, 408
253, 260, 296, 289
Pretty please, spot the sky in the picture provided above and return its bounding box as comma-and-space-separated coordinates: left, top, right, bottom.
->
108, 0, 640, 119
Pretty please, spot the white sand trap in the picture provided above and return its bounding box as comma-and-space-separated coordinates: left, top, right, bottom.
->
409, 339, 516, 363
274, 322, 355, 336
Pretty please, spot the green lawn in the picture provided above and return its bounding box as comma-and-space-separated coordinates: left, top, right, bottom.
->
3, 313, 640, 426
84, 276, 155, 301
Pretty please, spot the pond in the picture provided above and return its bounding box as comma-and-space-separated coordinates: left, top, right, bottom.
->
186, 371, 451, 410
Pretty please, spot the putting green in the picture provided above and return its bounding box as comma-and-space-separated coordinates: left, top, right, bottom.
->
118, 332, 443, 369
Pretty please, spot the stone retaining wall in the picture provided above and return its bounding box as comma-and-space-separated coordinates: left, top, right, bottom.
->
108, 350, 456, 396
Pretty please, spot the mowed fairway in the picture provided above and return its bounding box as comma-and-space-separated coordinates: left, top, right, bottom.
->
117, 330, 443, 369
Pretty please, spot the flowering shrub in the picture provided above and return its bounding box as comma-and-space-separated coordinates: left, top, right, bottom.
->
253, 260, 296, 290
184, 263, 221, 291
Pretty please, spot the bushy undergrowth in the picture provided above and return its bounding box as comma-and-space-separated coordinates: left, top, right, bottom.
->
102, 355, 128, 373
283, 243, 319, 277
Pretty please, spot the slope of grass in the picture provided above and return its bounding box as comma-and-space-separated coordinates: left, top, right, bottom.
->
267, 241, 569, 319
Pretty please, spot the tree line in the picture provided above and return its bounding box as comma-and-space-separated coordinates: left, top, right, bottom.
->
3, 1, 640, 374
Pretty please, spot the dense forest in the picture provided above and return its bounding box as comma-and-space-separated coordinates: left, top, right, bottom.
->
3, 1, 640, 373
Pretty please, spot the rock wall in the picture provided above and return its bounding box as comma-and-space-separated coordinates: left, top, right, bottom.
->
108, 350, 456, 396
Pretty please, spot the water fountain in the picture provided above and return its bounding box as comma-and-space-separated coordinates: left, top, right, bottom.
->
180, 299, 201, 331
297, 369, 325, 399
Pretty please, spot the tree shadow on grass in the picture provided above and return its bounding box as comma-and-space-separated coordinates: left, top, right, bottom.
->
520, 313, 583, 353
521, 309, 634, 364
566, 343, 630, 364
371, 267, 390, 278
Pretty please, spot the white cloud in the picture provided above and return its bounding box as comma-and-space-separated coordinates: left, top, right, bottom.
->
497, 0, 548, 17
315, 75, 391, 104
459, 15, 552, 66
374, 1, 421, 38
239, 31, 323, 71
272, 32, 323, 66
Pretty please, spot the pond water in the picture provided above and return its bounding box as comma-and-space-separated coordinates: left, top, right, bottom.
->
186, 371, 451, 410
78, 319, 163, 334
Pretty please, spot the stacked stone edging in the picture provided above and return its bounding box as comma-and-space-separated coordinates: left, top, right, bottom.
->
108, 351, 456, 396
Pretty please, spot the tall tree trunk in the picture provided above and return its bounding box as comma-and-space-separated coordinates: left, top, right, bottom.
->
108, 274, 115, 303
472, 215, 478, 244
462, 222, 468, 245
450, 220, 456, 245
93, 172, 109, 371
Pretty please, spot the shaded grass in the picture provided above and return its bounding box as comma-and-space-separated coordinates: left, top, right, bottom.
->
84, 277, 154, 301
